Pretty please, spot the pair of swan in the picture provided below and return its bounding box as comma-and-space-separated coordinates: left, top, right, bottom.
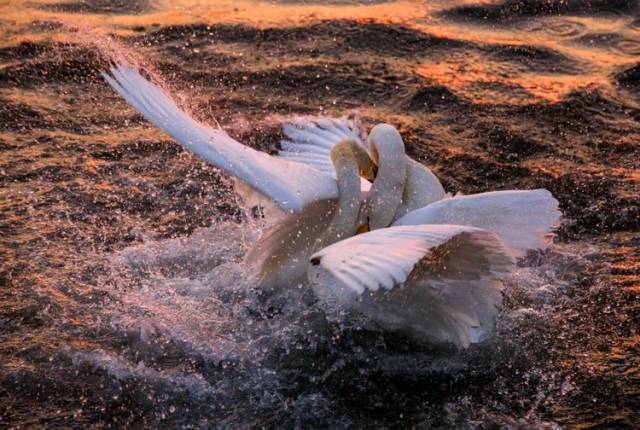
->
102, 64, 560, 347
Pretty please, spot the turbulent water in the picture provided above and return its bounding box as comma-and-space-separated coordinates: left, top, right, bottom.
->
1, 0, 639, 428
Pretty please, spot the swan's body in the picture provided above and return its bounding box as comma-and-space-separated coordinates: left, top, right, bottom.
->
102, 65, 369, 288
308, 224, 514, 347
279, 120, 446, 229
276, 118, 561, 346
103, 63, 561, 348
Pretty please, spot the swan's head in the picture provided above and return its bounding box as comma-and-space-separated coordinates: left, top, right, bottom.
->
367, 123, 405, 167
330, 139, 377, 181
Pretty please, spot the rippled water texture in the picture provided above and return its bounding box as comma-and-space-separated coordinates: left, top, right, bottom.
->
1, 0, 639, 428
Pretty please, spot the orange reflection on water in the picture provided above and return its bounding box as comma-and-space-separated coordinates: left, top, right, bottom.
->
416, 60, 608, 105
2, 0, 638, 110
0, 0, 435, 45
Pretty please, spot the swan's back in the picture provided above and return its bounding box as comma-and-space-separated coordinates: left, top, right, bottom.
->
393, 158, 447, 220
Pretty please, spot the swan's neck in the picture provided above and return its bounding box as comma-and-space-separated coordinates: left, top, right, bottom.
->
315, 159, 362, 250
363, 139, 406, 230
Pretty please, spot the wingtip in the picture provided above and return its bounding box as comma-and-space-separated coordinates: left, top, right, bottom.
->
102, 61, 125, 76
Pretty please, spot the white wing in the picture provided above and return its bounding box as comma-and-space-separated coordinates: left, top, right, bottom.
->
308, 225, 514, 347
102, 64, 338, 214
279, 116, 367, 176
278, 116, 371, 192
393, 189, 561, 257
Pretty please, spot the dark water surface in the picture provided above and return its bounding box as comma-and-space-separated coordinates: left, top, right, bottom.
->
1, 0, 639, 428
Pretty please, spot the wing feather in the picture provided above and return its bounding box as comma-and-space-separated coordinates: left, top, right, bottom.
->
308, 224, 514, 347
310, 225, 512, 293
393, 189, 561, 256
278, 117, 365, 172
102, 64, 338, 214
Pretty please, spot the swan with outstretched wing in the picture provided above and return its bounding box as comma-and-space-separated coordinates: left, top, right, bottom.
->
102, 64, 377, 287
277, 118, 561, 256
102, 63, 561, 347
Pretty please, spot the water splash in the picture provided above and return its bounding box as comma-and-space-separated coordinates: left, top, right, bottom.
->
59, 211, 593, 427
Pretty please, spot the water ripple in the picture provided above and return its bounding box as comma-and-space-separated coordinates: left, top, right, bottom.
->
613, 37, 640, 55
545, 20, 588, 38
628, 17, 640, 31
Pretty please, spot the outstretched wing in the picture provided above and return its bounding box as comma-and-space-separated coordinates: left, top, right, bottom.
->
278, 116, 371, 191
308, 224, 514, 347
102, 64, 338, 214
393, 189, 561, 256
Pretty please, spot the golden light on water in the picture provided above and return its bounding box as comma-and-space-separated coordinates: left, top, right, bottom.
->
1, 2, 639, 427
3, 0, 640, 106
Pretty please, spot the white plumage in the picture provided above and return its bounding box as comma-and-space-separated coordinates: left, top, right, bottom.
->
102, 62, 562, 348
279, 116, 371, 192
308, 225, 514, 347
102, 65, 338, 214
393, 189, 561, 257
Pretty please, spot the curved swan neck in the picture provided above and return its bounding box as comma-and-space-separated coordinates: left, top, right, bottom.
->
314, 140, 366, 250
334, 158, 364, 225
363, 124, 407, 230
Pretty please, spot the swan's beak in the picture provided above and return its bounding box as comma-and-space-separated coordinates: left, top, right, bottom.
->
360, 163, 378, 182
356, 223, 370, 234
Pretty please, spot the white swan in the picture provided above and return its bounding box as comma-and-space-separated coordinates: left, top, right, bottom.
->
277, 118, 561, 256
278, 119, 561, 347
102, 64, 560, 347
307, 224, 514, 347
102, 64, 379, 288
